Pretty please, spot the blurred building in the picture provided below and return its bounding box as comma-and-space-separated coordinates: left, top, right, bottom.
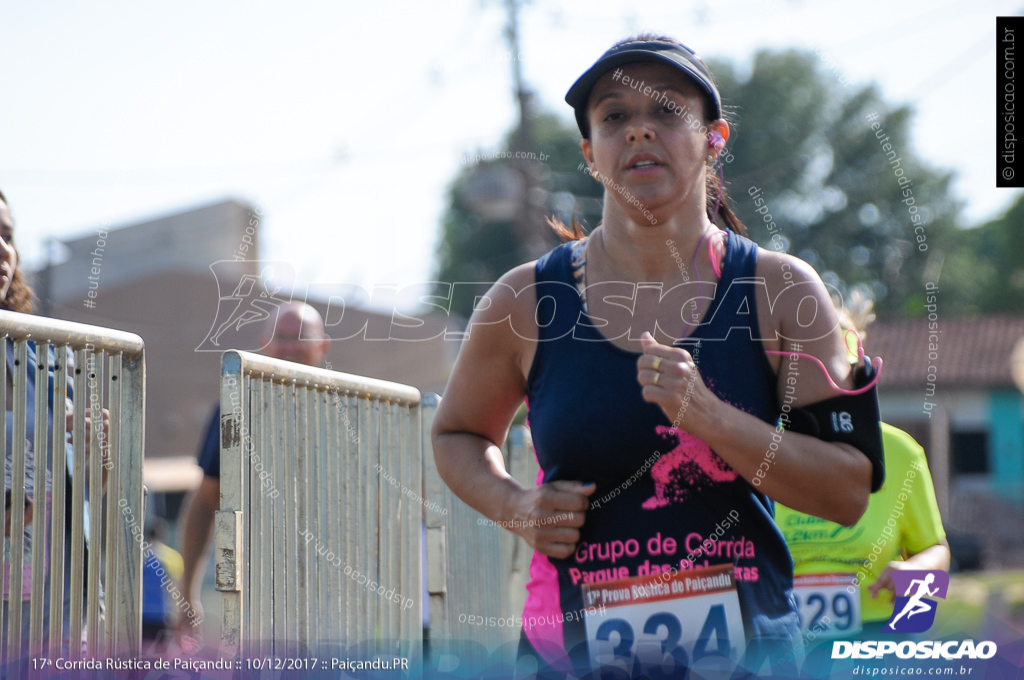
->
35, 198, 454, 508
865, 315, 1024, 569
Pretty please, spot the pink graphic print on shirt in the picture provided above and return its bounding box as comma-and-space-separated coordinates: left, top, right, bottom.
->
642, 426, 737, 509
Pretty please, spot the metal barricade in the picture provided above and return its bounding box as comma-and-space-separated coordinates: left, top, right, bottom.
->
0, 310, 146, 664
217, 350, 422, 665
421, 394, 538, 656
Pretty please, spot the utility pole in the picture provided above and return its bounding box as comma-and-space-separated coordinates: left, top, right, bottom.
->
504, 0, 548, 259
506, 0, 531, 161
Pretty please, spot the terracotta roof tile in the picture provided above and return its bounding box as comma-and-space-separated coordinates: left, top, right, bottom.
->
863, 315, 1024, 389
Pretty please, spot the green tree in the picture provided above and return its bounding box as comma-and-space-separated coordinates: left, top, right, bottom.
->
434, 49, 964, 319
434, 112, 602, 318
936, 192, 1024, 314
708, 49, 962, 316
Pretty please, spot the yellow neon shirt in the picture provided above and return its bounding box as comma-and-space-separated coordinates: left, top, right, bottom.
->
153, 542, 184, 581
775, 423, 946, 622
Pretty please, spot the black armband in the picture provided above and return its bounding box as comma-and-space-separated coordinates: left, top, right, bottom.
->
780, 357, 885, 492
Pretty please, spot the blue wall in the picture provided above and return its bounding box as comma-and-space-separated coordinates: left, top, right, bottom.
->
989, 391, 1024, 507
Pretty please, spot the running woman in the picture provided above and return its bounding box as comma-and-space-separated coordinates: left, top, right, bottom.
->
432, 35, 884, 678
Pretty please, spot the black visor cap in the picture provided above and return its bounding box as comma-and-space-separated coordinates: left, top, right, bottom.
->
565, 39, 722, 138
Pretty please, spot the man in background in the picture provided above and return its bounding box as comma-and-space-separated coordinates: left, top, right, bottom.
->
179, 301, 330, 634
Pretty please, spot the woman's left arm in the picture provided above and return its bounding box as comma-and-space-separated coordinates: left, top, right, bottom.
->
638, 252, 873, 526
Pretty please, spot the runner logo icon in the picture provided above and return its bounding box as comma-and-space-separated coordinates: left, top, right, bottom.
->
885, 570, 949, 634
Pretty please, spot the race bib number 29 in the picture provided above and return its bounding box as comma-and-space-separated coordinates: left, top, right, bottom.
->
792, 573, 861, 638
582, 564, 746, 677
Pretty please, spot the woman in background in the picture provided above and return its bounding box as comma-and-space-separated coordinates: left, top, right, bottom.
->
0, 188, 90, 666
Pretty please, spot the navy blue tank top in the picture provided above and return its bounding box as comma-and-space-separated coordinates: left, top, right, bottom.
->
522, 230, 798, 670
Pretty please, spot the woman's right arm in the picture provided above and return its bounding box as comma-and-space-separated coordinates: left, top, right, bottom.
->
431, 263, 594, 560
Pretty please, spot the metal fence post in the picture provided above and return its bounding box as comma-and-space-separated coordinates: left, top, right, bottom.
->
0, 311, 145, 666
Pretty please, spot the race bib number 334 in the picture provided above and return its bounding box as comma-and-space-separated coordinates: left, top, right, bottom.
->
582, 564, 746, 676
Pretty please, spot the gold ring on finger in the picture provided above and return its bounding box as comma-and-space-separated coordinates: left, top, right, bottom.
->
653, 372, 660, 386
652, 356, 662, 372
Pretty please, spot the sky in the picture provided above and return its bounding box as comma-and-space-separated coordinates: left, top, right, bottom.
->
1, 0, 1020, 301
